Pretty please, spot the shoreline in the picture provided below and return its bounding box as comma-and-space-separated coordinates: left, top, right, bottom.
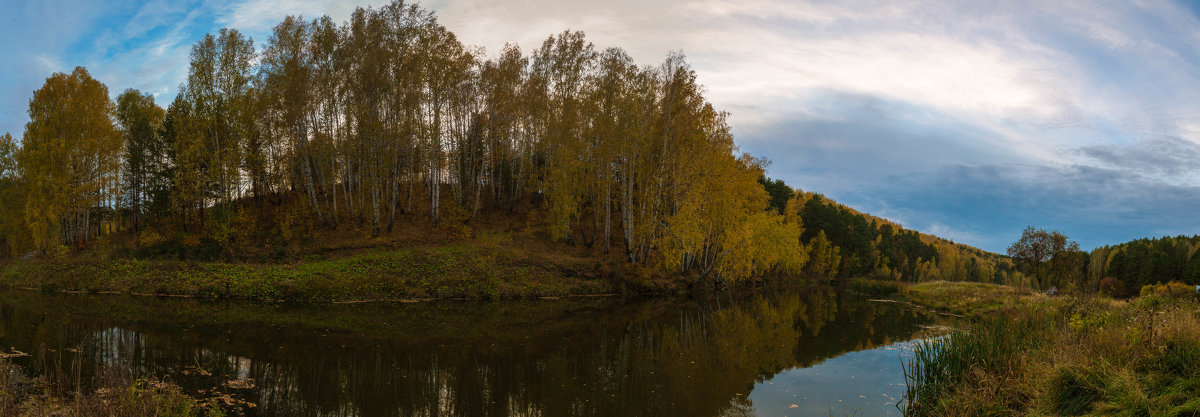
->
0, 242, 628, 302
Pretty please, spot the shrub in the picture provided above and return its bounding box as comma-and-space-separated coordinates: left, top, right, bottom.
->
1139, 281, 1197, 299
1098, 277, 1125, 298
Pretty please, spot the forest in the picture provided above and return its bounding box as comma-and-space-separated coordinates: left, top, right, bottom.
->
0, 1, 813, 284
0, 0, 1187, 295
0, 0, 1008, 288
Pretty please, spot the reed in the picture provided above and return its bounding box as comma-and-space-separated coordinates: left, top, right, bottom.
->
901, 317, 1037, 416
900, 282, 1200, 416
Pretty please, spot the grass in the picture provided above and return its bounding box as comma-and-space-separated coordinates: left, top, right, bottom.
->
843, 279, 905, 296
902, 280, 1041, 318
899, 281, 1200, 416
0, 239, 617, 301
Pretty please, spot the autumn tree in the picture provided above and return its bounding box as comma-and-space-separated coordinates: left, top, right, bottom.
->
0, 0, 822, 281
19, 67, 122, 250
1007, 226, 1080, 289
805, 230, 841, 277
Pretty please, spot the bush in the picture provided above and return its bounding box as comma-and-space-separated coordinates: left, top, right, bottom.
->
1139, 281, 1197, 299
1098, 277, 1125, 298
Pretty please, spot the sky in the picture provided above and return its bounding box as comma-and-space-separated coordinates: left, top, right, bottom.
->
2, 0, 1200, 253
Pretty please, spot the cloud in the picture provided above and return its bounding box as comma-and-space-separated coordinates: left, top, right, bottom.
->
1076, 136, 1200, 181
852, 162, 1200, 252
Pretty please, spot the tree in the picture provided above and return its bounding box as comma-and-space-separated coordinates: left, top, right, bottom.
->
1007, 226, 1080, 289
805, 230, 841, 277
115, 89, 166, 231
758, 176, 791, 215
19, 67, 122, 250
0, 0, 826, 282
0, 132, 30, 255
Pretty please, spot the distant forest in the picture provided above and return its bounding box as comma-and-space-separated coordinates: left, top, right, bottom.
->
0, 0, 1188, 291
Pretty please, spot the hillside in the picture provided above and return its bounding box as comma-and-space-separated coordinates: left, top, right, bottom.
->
761, 177, 1023, 284
0, 0, 1027, 299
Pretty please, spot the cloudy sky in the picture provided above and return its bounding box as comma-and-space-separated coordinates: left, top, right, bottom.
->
2, 0, 1199, 252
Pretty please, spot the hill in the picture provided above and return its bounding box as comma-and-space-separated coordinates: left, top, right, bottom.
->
760, 177, 1024, 284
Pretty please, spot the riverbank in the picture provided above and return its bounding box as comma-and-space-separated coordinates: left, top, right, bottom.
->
0, 239, 627, 301
899, 281, 1200, 416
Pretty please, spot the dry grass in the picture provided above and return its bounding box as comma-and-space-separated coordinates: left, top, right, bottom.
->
901, 281, 1200, 416
903, 281, 1043, 318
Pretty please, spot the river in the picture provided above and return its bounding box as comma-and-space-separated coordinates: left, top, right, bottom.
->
0, 285, 936, 416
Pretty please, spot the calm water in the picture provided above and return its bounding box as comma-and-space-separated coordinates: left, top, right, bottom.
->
0, 285, 935, 416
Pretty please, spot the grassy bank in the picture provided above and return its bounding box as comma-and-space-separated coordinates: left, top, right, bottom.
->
0, 238, 621, 301
900, 281, 1200, 416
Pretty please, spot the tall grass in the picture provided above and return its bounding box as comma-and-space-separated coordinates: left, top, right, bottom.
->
901, 318, 1038, 416
901, 282, 1200, 416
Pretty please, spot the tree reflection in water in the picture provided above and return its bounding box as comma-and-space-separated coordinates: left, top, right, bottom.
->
0, 285, 932, 416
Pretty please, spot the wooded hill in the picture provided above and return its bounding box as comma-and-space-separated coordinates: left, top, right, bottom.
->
759, 178, 1024, 284
0, 0, 1015, 288
0, 1, 808, 284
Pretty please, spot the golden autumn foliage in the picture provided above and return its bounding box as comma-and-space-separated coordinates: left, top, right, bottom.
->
18, 67, 122, 251
0, 1, 812, 284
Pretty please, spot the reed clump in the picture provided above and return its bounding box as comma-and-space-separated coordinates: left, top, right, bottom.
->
901, 282, 1200, 416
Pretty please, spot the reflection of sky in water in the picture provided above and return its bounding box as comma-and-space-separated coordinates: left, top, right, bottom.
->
749, 340, 920, 417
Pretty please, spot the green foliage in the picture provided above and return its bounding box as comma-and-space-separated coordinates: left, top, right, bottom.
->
758, 175, 792, 215
116, 88, 168, 232
0, 242, 611, 301
1007, 226, 1083, 290
1097, 235, 1200, 296
844, 279, 903, 296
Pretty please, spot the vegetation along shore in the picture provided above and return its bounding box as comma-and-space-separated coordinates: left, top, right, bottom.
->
900, 281, 1200, 416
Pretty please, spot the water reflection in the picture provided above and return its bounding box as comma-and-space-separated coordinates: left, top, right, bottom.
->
0, 285, 933, 416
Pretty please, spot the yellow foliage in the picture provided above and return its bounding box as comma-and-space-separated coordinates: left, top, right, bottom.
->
1139, 281, 1197, 298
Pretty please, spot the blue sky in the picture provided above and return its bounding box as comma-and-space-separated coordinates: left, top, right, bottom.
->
2, 0, 1200, 253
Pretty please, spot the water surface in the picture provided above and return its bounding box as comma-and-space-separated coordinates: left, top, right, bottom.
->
0, 285, 933, 416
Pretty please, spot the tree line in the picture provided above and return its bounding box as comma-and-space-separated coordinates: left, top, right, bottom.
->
0, 1, 812, 282
0, 0, 1048, 287
1006, 227, 1200, 295
761, 178, 1024, 284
